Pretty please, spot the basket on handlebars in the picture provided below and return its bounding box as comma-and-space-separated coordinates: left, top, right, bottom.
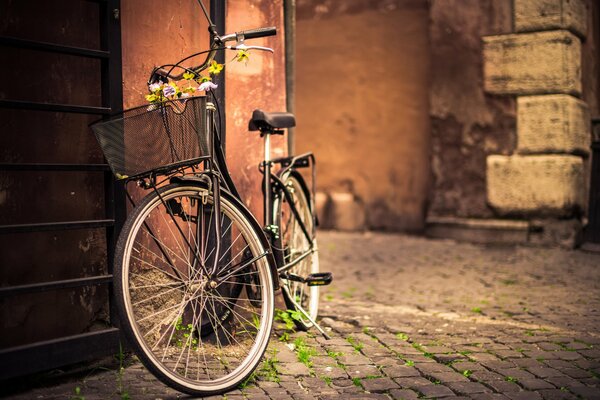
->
91, 96, 210, 179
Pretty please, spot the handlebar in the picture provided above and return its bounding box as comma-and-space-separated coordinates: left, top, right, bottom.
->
149, 26, 277, 84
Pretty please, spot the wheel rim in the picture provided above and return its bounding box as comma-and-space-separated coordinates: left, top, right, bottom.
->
277, 176, 319, 326
120, 186, 273, 392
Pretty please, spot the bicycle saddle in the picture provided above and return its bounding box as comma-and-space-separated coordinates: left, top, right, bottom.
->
248, 109, 296, 131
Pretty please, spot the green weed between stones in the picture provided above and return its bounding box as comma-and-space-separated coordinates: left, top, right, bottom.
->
395, 332, 409, 341
71, 386, 85, 400
294, 337, 317, 369
352, 377, 363, 388
346, 336, 364, 353
259, 351, 280, 382
116, 342, 130, 400
411, 343, 434, 359
471, 307, 483, 314
505, 376, 518, 383
463, 369, 473, 378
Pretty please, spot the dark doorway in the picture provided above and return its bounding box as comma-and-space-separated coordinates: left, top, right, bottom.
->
0, 0, 124, 378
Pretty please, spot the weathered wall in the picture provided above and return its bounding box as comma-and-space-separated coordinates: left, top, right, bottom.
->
428, 0, 515, 219
121, 0, 286, 220
295, 0, 431, 231
0, 1, 108, 346
121, 1, 210, 109
226, 0, 287, 221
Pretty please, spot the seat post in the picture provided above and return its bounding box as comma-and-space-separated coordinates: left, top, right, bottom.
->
263, 130, 273, 227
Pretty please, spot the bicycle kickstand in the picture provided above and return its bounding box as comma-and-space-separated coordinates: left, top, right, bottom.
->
281, 286, 331, 340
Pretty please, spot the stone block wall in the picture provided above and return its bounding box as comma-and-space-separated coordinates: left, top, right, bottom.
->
483, 0, 592, 246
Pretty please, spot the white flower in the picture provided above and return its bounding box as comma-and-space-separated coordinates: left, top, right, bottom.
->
148, 82, 162, 92
198, 81, 218, 92
162, 85, 176, 97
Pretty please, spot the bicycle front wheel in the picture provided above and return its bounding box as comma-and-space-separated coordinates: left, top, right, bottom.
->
114, 183, 274, 396
274, 172, 319, 330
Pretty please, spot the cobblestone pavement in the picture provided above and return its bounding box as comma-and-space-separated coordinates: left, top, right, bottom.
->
3, 231, 600, 399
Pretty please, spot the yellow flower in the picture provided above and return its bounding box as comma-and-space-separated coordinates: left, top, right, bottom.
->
183, 71, 196, 80
235, 50, 250, 64
207, 60, 224, 75
145, 93, 158, 102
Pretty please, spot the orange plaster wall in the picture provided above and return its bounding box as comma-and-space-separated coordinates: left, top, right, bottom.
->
120, 0, 211, 109
226, 0, 287, 222
120, 1, 286, 221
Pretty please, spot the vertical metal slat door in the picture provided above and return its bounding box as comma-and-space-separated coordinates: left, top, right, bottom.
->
0, 0, 124, 379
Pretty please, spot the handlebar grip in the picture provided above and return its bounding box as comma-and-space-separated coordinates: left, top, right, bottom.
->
238, 26, 277, 39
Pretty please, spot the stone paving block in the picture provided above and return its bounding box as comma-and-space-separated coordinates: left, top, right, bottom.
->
574, 359, 600, 370
471, 394, 511, 400
578, 349, 600, 359
481, 360, 517, 370
278, 361, 313, 377
360, 377, 398, 393
519, 378, 556, 390
382, 365, 421, 378
524, 350, 561, 360
470, 370, 506, 382
388, 388, 420, 400
418, 384, 456, 398
484, 380, 524, 393
346, 364, 382, 379
497, 368, 537, 380
564, 341, 590, 350
569, 386, 600, 399
393, 376, 435, 389
315, 365, 348, 380
428, 371, 471, 383
415, 362, 454, 374
544, 375, 585, 389
446, 381, 493, 395
494, 350, 526, 359
452, 361, 488, 372
561, 367, 592, 379
527, 366, 567, 378
469, 352, 503, 362
543, 359, 575, 369
553, 351, 583, 361
339, 353, 374, 366
538, 342, 565, 351
537, 389, 578, 400
506, 392, 544, 400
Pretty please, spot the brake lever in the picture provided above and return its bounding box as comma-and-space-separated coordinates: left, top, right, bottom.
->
228, 43, 274, 53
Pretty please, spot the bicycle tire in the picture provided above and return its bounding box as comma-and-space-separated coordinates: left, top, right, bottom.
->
114, 182, 274, 396
274, 171, 319, 330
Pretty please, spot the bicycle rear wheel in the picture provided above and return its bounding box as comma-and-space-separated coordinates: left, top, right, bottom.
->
274, 172, 319, 330
114, 183, 274, 396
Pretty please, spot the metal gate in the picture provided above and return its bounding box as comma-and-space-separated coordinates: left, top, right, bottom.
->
0, 0, 125, 379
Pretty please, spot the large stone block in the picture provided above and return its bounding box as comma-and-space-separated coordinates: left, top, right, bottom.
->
517, 95, 590, 155
515, 0, 588, 38
484, 30, 581, 96
486, 155, 585, 216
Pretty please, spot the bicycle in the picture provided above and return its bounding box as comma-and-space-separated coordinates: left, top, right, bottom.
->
90, 2, 331, 396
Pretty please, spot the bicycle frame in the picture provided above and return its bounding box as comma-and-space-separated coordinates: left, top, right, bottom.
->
259, 132, 317, 275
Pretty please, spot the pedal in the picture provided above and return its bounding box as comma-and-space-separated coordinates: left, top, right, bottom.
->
305, 272, 333, 287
